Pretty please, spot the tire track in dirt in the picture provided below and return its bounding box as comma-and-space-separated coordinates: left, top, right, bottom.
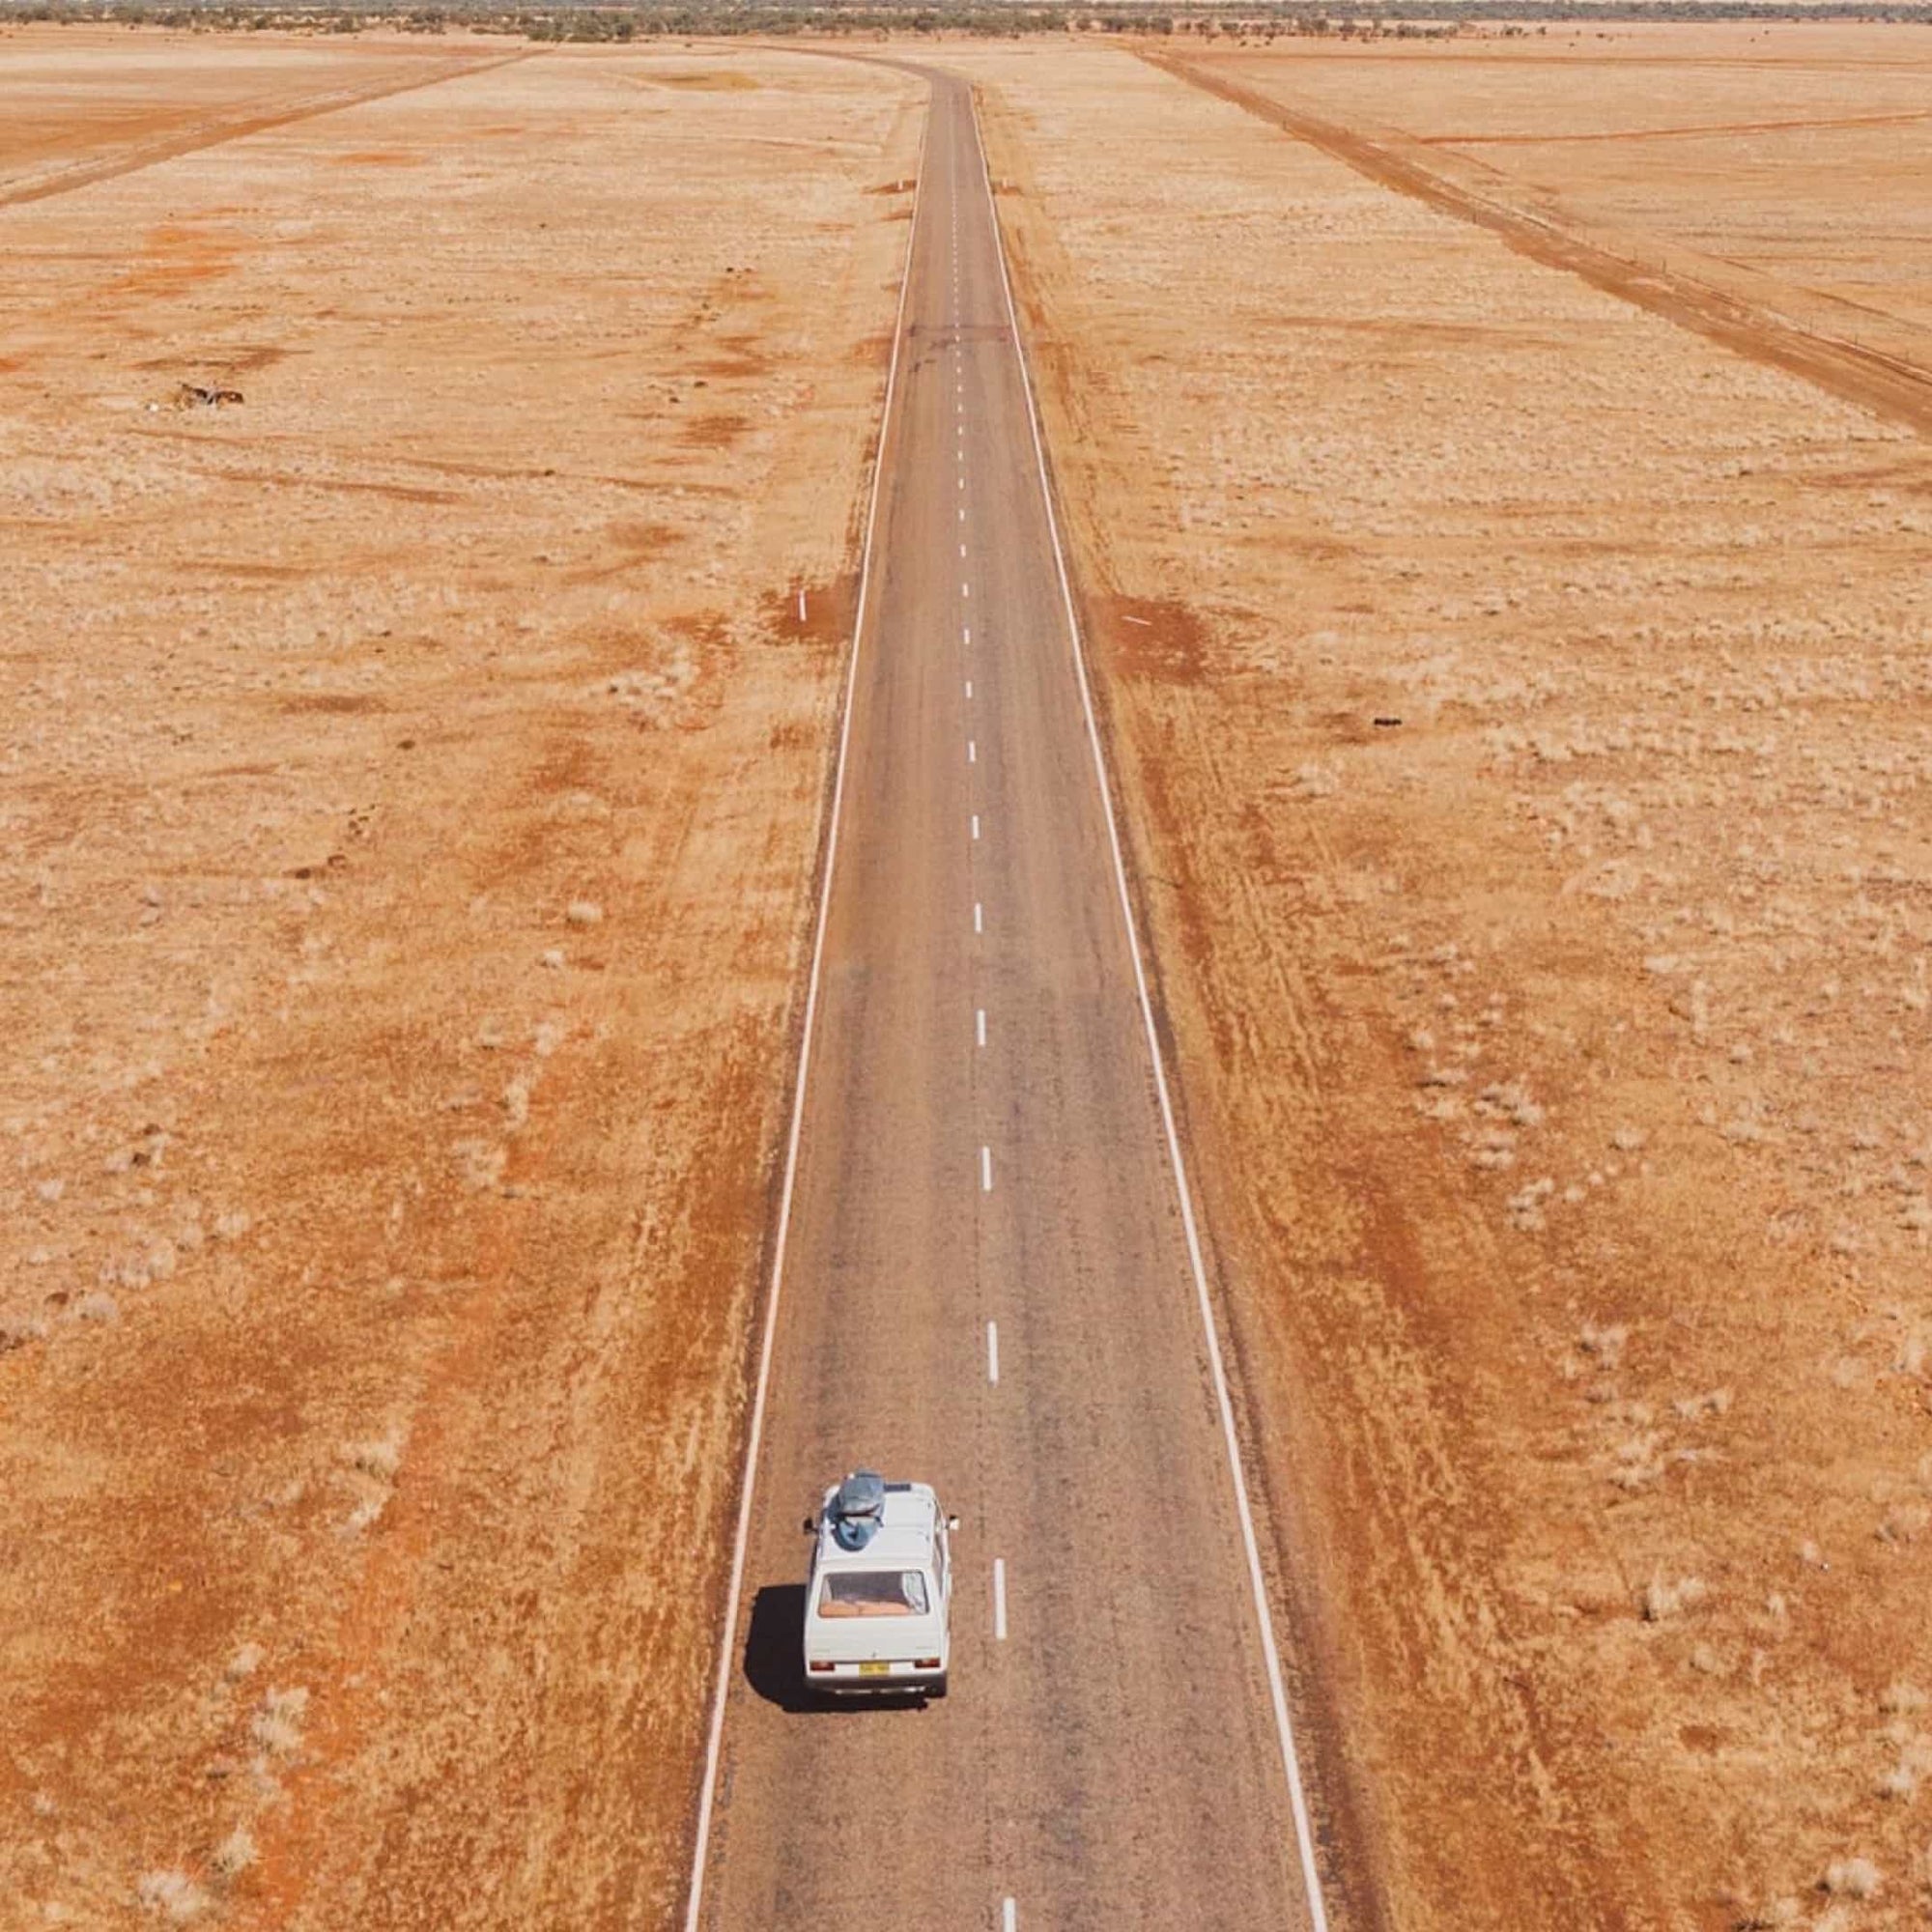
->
1144, 49, 1932, 440
0, 47, 530, 212
1420, 106, 1932, 146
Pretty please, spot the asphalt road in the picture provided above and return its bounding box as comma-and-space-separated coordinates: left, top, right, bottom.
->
688, 71, 1325, 1932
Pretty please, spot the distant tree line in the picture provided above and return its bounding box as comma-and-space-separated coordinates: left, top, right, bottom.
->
6, 0, 1930, 34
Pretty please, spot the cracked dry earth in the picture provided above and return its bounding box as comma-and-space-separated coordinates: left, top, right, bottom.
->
0, 34, 920, 1928
959, 31, 1932, 1932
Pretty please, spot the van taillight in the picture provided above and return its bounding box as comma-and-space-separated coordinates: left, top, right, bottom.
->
915, 1658, 940, 1669
808, 1661, 834, 1673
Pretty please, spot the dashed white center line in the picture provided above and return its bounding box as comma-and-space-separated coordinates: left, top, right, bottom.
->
986, 1319, 999, 1384
968, 739, 977, 764
976, 1007, 986, 1047
964, 679, 973, 698
958, 506, 966, 523
963, 625, 971, 644
1002, 1899, 1017, 1932
974, 901, 982, 934
993, 1557, 1008, 1638
971, 813, 980, 840
980, 1144, 992, 1192
961, 582, 970, 600
959, 543, 968, 559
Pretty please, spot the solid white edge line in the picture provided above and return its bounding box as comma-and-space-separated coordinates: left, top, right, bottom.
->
993, 1556, 1009, 1639
969, 87, 1333, 1932
678, 91, 931, 1932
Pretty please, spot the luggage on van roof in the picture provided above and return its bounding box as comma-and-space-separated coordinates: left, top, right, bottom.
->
830, 1469, 886, 1549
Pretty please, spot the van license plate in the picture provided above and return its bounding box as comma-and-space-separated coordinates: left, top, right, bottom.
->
859, 1661, 890, 1677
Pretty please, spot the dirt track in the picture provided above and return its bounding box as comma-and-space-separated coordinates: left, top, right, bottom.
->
1147, 45, 1932, 440
0, 36, 526, 209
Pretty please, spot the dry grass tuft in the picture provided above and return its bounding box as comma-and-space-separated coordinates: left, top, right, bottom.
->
565, 898, 605, 926
344, 1493, 388, 1535
1733, 1898, 1801, 1929
223, 1641, 265, 1684
1506, 1177, 1554, 1229
1610, 1433, 1666, 1491
1880, 1680, 1928, 1715
0, 1313, 49, 1350
1674, 1387, 1734, 1422
1821, 1856, 1882, 1898
1642, 1573, 1709, 1622
1578, 1321, 1629, 1371
210, 1824, 257, 1880
344, 1432, 405, 1484
452, 1139, 506, 1192
250, 1685, 308, 1757
136, 1871, 209, 1922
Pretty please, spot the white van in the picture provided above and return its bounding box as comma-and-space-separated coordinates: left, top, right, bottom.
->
801, 1470, 956, 1698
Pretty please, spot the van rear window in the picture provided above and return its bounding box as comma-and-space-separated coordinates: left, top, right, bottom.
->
816, 1571, 930, 1618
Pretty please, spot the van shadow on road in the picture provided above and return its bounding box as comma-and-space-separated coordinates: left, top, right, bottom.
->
742, 1583, 931, 1716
